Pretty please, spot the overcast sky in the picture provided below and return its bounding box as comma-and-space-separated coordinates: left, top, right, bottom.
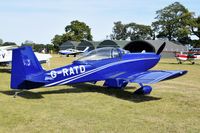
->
0, 0, 199, 45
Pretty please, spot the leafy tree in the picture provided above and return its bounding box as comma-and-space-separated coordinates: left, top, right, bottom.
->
46, 44, 54, 53
187, 16, 200, 47
22, 43, 55, 53
188, 16, 200, 39
65, 20, 93, 41
110, 21, 128, 40
0, 38, 3, 45
3, 42, 17, 46
33, 44, 46, 52
152, 2, 193, 44
127, 23, 153, 40
52, 20, 93, 47
191, 40, 200, 47
51, 35, 63, 47
110, 21, 153, 40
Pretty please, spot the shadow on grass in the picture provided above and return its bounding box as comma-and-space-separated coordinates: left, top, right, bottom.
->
0, 67, 11, 73
0, 90, 44, 99
159, 62, 200, 66
0, 83, 161, 103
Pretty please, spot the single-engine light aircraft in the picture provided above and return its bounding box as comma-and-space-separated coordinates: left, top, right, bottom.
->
58, 47, 89, 57
11, 42, 187, 97
175, 51, 200, 64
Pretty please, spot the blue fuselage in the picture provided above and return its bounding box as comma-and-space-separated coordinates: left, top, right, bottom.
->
44, 53, 160, 87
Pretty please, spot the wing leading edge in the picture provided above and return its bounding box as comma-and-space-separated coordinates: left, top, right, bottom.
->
128, 70, 187, 84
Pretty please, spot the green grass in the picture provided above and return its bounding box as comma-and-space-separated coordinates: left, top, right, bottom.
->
0, 55, 200, 133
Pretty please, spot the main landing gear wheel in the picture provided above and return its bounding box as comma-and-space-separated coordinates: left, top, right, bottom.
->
133, 84, 152, 95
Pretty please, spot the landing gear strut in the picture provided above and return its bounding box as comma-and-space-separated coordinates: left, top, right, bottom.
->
13, 90, 24, 98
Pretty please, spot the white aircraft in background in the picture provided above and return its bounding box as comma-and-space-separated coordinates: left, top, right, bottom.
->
58, 47, 89, 57
0, 45, 52, 66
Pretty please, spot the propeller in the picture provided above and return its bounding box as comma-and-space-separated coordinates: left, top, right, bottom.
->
156, 42, 166, 55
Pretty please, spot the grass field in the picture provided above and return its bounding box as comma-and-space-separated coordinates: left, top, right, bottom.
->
0, 55, 200, 133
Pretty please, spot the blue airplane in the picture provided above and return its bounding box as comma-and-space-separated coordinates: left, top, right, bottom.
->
11, 42, 187, 97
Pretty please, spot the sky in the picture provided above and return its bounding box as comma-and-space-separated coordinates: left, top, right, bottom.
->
0, 0, 199, 45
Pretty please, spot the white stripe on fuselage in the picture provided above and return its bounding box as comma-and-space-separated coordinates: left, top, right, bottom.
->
45, 57, 157, 87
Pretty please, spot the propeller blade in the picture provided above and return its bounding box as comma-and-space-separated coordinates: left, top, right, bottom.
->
156, 42, 166, 55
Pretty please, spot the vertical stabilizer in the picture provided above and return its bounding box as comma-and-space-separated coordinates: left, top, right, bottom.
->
11, 46, 45, 89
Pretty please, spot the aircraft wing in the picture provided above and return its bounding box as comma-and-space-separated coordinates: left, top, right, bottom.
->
0, 60, 11, 63
110, 70, 187, 84
127, 70, 187, 84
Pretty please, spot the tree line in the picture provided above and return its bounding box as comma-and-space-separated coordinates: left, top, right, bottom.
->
110, 2, 200, 47
0, 40, 54, 53
52, 2, 200, 47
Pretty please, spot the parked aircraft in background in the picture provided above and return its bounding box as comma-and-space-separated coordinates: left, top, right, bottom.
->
58, 47, 89, 57
175, 51, 200, 64
10, 42, 187, 97
0, 45, 52, 66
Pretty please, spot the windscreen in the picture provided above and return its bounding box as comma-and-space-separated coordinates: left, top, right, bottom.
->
76, 47, 120, 61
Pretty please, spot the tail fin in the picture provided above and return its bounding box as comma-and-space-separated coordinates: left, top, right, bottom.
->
11, 46, 45, 90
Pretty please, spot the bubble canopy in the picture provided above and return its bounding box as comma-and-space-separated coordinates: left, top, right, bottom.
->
76, 47, 129, 61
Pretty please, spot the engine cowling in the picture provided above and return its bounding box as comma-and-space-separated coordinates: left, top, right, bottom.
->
134, 86, 152, 95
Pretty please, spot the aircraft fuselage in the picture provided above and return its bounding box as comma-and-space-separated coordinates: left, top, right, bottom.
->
44, 53, 160, 87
